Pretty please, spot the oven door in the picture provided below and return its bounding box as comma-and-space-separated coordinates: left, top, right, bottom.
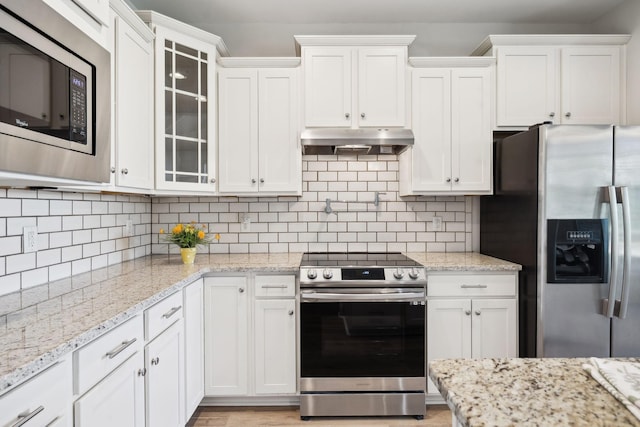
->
300, 288, 425, 392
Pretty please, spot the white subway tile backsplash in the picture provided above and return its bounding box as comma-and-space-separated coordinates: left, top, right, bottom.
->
6, 253, 36, 274
0, 236, 21, 257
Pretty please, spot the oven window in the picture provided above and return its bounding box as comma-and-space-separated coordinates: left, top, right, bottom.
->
301, 301, 425, 377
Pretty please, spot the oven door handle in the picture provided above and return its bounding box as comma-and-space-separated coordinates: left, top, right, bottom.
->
300, 290, 425, 302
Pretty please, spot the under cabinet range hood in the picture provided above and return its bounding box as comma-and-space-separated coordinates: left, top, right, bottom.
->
301, 128, 414, 155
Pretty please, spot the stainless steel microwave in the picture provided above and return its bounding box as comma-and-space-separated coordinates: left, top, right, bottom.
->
0, 1, 110, 183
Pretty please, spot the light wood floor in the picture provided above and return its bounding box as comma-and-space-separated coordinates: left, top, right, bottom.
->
186, 406, 452, 427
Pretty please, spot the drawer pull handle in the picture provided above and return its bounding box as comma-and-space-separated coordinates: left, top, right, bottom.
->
151, 357, 160, 366
45, 416, 60, 427
162, 306, 182, 319
261, 285, 288, 289
12, 406, 44, 427
105, 338, 137, 359
138, 368, 147, 377
460, 284, 488, 289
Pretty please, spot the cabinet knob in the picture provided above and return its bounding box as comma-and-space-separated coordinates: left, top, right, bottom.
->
239, 287, 245, 293
138, 368, 147, 377
151, 357, 160, 365
549, 112, 555, 118
345, 113, 350, 119
288, 310, 294, 316
565, 112, 572, 118
446, 178, 452, 183
464, 310, 471, 316
475, 310, 481, 316
251, 179, 256, 184
260, 178, 264, 183
361, 112, 366, 119
210, 178, 216, 184
111, 167, 116, 174
121, 168, 129, 175
454, 177, 459, 183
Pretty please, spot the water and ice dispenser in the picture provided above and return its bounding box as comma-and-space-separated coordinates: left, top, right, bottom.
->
547, 219, 608, 283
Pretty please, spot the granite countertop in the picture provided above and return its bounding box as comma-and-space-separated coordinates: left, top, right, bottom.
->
407, 252, 521, 271
429, 358, 640, 427
0, 251, 518, 395
0, 252, 302, 393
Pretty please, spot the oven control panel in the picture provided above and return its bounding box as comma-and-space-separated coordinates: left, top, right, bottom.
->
300, 267, 426, 285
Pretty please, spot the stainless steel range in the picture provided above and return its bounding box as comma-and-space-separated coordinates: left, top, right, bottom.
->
299, 252, 427, 420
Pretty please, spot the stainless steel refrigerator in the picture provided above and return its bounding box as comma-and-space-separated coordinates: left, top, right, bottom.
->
480, 124, 640, 358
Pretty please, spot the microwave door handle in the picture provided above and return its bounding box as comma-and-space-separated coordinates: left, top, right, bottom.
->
603, 185, 620, 318
618, 186, 631, 318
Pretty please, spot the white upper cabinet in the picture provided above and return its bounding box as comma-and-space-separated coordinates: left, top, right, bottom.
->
297, 36, 414, 128
474, 35, 630, 128
137, 11, 228, 193
400, 58, 493, 195
218, 59, 301, 195
109, 2, 154, 191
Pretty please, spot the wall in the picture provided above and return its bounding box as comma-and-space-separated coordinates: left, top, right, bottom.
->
152, 155, 474, 254
0, 189, 151, 296
594, 0, 640, 124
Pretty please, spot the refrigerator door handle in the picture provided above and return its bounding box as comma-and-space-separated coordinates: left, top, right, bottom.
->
603, 185, 620, 318
618, 186, 631, 318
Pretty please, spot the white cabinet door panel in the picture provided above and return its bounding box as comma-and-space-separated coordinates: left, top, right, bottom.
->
471, 299, 517, 359
183, 279, 204, 422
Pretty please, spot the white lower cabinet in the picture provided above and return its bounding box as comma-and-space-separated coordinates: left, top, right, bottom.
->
145, 320, 185, 427
426, 272, 517, 395
204, 273, 297, 398
0, 356, 73, 427
74, 352, 145, 427
183, 279, 205, 422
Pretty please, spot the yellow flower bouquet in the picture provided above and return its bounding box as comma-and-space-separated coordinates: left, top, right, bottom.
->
159, 222, 220, 248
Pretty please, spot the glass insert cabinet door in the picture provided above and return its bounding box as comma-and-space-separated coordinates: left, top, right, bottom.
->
153, 25, 217, 191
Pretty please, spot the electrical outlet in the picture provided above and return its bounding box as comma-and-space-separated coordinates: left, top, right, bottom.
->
23, 226, 38, 253
432, 216, 443, 231
124, 219, 134, 237
241, 215, 251, 232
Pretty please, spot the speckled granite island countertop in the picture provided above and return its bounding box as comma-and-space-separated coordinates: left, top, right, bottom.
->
429, 358, 640, 427
0, 252, 302, 393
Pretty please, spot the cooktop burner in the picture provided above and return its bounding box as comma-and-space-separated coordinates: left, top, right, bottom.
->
300, 252, 421, 268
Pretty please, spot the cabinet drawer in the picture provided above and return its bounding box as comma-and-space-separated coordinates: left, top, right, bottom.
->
0, 357, 72, 427
74, 315, 143, 396
145, 291, 183, 341
428, 273, 516, 297
255, 275, 296, 298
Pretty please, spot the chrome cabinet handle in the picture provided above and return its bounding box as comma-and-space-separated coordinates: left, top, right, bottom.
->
105, 338, 137, 359
138, 368, 147, 377
121, 168, 128, 175
361, 112, 366, 119
549, 112, 555, 118
151, 357, 160, 365
446, 178, 451, 183
565, 112, 571, 118
464, 310, 471, 316
288, 310, 294, 316
345, 113, 350, 119
454, 177, 460, 183
239, 287, 245, 293
460, 284, 488, 289
12, 406, 45, 427
111, 167, 116, 173
260, 178, 264, 183
261, 285, 288, 289
475, 310, 481, 315
210, 178, 216, 184
162, 305, 182, 319
251, 179, 256, 184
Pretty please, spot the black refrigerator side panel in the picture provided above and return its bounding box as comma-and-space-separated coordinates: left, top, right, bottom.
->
480, 129, 540, 357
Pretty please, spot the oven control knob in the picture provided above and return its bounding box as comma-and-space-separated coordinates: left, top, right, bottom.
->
306, 269, 317, 280
322, 269, 333, 279
393, 268, 405, 279
408, 268, 420, 280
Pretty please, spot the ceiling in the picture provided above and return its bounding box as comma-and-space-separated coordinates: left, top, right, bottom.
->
127, 0, 627, 56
